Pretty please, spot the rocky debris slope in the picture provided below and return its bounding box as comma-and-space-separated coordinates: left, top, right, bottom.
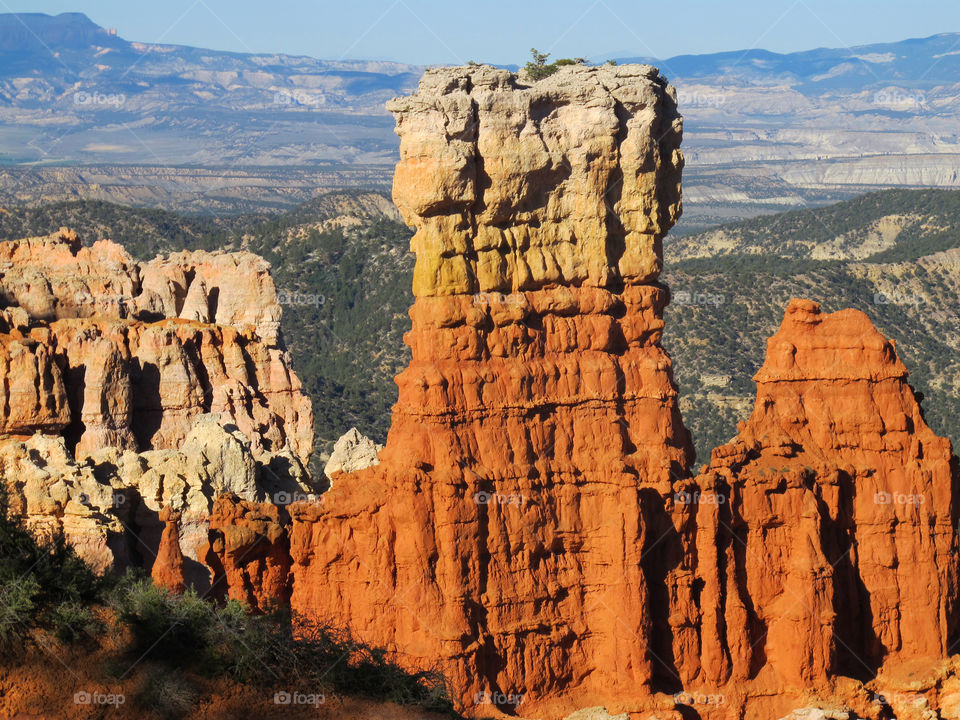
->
288, 63, 691, 716
0, 229, 313, 587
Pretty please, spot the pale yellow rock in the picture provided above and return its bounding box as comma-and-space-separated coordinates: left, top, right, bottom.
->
1, 415, 310, 585
562, 708, 630, 720
0, 434, 125, 574
323, 427, 383, 481
0, 229, 283, 345
940, 676, 960, 719
0, 228, 140, 321
777, 709, 851, 720
387, 64, 683, 297
139, 249, 283, 345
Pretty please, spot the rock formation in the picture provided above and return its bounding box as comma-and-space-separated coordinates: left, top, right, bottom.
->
289, 63, 690, 716
152, 507, 187, 594
664, 299, 959, 718
286, 64, 960, 720
0, 229, 313, 587
323, 427, 383, 480
203, 493, 294, 611
0, 433, 127, 574
0, 228, 311, 461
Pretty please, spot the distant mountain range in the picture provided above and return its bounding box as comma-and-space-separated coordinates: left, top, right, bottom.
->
624, 34, 960, 229
0, 12, 418, 166
619, 33, 960, 91
1, 13, 959, 229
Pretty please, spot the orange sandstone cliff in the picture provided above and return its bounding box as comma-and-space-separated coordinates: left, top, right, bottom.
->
0, 229, 313, 585
288, 63, 693, 716
285, 65, 960, 720
665, 299, 960, 718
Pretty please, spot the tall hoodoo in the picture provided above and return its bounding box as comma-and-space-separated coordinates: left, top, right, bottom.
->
668, 300, 959, 718
289, 63, 691, 715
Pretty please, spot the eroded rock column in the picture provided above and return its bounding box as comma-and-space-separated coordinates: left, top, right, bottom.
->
289, 63, 690, 716
667, 300, 960, 718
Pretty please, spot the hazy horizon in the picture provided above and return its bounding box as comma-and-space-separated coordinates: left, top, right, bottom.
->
3, 0, 959, 66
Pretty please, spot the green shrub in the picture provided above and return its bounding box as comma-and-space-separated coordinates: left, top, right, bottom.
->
134, 666, 198, 720
524, 48, 585, 80
0, 488, 104, 652
111, 580, 215, 662
106, 580, 458, 714
0, 574, 39, 650
49, 602, 100, 643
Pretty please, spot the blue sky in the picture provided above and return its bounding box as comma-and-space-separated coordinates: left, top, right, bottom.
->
3, 0, 959, 64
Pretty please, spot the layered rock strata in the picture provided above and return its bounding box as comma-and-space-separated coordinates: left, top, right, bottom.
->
288, 64, 960, 720
289, 63, 691, 715
664, 300, 959, 718
0, 230, 313, 585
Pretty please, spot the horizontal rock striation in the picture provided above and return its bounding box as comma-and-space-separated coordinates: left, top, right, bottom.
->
0, 229, 313, 586
289, 63, 691, 716
666, 300, 960, 718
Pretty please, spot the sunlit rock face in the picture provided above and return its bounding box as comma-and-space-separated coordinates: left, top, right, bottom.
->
289, 63, 694, 717
0, 229, 312, 586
